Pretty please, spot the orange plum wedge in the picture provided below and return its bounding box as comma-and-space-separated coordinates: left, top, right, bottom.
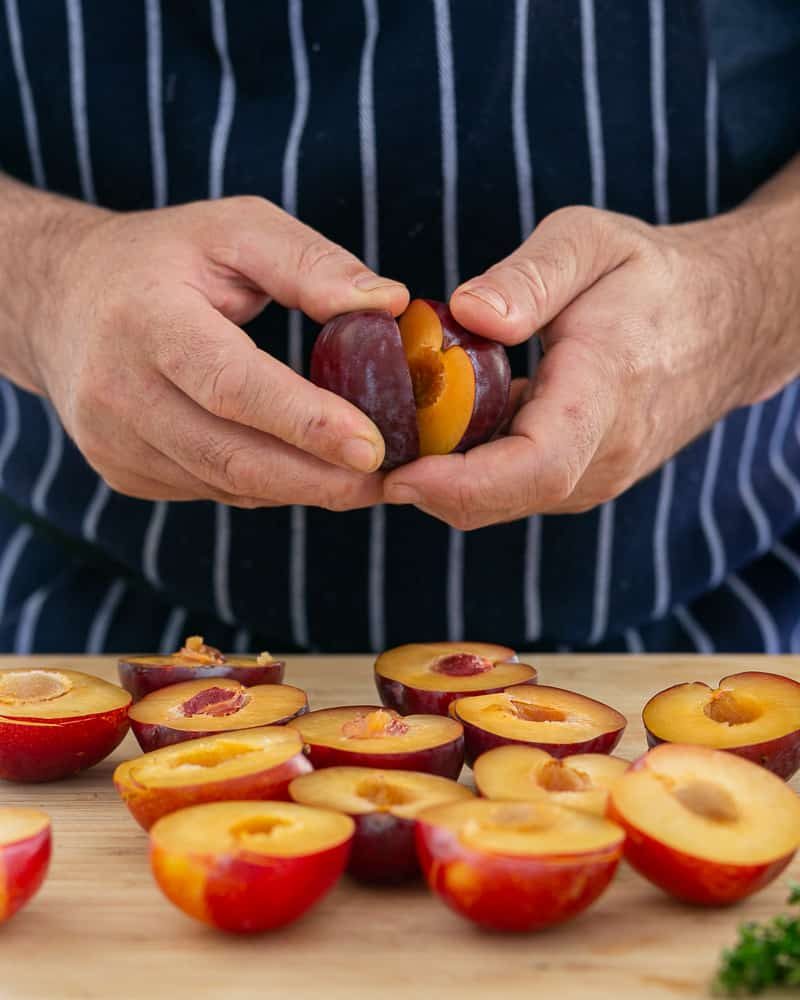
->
474, 745, 629, 816
451, 684, 626, 767
119, 634, 284, 700
129, 678, 308, 752
416, 798, 624, 931
643, 671, 800, 779
0, 668, 130, 781
375, 641, 537, 716
0, 808, 51, 923
310, 299, 510, 469
288, 706, 464, 779
150, 801, 353, 932
114, 726, 312, 829
608, 743, 800, 905
290, 766, 472, 882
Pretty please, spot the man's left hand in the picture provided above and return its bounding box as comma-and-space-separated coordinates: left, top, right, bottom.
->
384, 195, 796, 530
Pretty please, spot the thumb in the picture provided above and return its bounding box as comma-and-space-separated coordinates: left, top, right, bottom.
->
449, 206, 642, 345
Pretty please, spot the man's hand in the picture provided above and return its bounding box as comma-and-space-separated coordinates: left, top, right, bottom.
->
384, 160, 800, 530
1, 177, 409, 510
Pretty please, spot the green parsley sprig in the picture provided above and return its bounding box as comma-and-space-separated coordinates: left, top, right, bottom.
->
713, 885, 800, 994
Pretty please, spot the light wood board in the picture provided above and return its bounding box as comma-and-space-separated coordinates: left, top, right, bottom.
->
1, 653, 798, 1000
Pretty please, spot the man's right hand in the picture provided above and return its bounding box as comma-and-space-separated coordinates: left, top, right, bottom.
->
2, 177, 408, 510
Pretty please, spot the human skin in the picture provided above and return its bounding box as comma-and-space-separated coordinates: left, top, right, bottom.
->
383, 155, 800, 529
1, 155, 798, 522
0, 175, 408, 510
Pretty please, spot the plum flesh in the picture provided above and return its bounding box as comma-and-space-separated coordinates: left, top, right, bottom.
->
310, 300, 510, 470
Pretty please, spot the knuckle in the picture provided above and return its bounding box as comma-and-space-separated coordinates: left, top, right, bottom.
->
505, 256, 551, 319
154, 323, 198, 384
206, 356, 253, 421
228, 194, 269, 217
545, 204, 600, 233
538, 464, 579, 507
227, 495, 263, 511
449, 510, 480, 532
197, 436, 256, 496
295, 406, 331, 450
102, 470, 150, 500
319, 480, 364, 513
296, 238, 351, 280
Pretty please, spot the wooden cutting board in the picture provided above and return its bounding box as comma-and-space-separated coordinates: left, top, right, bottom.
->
1, 653, 798, 1000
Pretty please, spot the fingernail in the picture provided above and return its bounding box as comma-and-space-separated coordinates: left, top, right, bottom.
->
457, 285, 508, 317
341, 437, 381, 473
387, 484, 420, 505
353, 272, 402, 292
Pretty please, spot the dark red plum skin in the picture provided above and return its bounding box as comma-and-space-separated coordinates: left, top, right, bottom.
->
375, 672, 538, 718
457, 716, 625, 769
348, 813, 420, 883
302, 737, 464, 781
424, 300, 511, 452
310, 310, 419, 469
117, 659, 285, 702
645, 728, 800, 781
0, 708, 130, 782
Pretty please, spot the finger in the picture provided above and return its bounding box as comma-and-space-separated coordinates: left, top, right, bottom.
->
207, 196, 410, 322
95, 441, 277, 508
383, 338, 617, 526
491, 377, 531, 439
449, 206, 643, 345
153, 291, 387, 474
139, 378, 384, 511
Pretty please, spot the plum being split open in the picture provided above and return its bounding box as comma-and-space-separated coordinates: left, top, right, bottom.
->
311, 299, 511, 469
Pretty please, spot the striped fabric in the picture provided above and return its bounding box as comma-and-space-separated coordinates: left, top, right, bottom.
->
0, 1, 798, 655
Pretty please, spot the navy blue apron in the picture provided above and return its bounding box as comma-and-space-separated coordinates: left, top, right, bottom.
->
0, 0, 798, 655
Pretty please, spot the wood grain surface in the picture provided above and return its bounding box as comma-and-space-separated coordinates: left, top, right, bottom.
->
1, 653, 798, 1000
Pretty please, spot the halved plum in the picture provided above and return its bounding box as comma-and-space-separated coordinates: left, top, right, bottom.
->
416, 798, 624, 931
287, 706, 464, 779
118, 635, 284, 701
289, 766, 473, 882
0, 668, 131, 781
608, 743, 800, 905
129, 678, 308, 752
375, 642, 537, 716
474, 745, 629, 816
643, 671, 800, 779
114, 726, 312, 830
310, 299, 511, 469
150, 801, 354, 932
451, 685, 626, 767
0, 808, 51, 923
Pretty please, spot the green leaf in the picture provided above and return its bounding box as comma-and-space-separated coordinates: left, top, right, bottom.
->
712, 886, 800, 995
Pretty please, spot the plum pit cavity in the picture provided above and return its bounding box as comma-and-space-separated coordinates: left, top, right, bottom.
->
509, 700, 568, 724
0, 670, 72, 704
341, 709, 410, 739
230, 815, 295, 848
704, 689, 762, 726
672, 778, 740, 823
167, 742, 259, 769
179, 686, 250, 718
481, 801, 559, 834
536, 759, 592, 792
432, 653, 493, 677
356, 775, 417, 808
409, 349, 446, 409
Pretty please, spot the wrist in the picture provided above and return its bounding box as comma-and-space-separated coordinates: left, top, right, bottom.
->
675, 205, 792, 411
0, 176, 110, 394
